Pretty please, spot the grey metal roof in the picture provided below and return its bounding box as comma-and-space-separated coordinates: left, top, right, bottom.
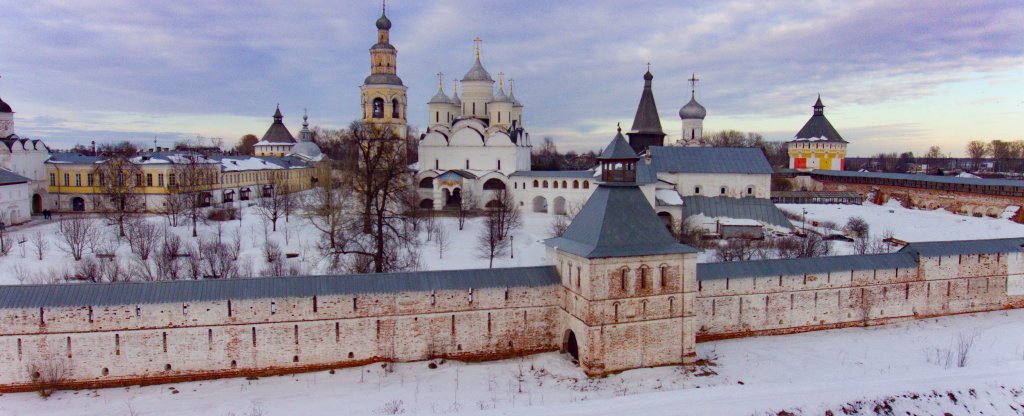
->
697, 252, 918, 281
792, 96, 846, 143
364, 73, 405, 86
600, 131, 639, 160
47, 153, 102, 164
679, 93, 706, 120
900, 237, 1024, 257
0, 168, 30, 186
428, 86, 452, 104
260, 108, 296, 144
629, 71, 664, 135
462, 58, 494, 82
0, 266, 560, 309
647, 146, 773, 174
682, 196, 794, 229
510, 170, 595, 178
811, 169, 1024, 189
545, 185, 699, 258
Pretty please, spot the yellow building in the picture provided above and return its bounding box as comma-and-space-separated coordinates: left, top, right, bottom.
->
45, 152, 327, 212
787, 96, 848, 171
359, 6, 408, 139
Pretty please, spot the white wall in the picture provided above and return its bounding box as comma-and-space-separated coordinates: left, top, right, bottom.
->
0, 182, 30, 224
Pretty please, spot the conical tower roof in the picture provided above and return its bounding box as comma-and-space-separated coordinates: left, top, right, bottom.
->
793, 95, 846, 143
629, 70, 664, 135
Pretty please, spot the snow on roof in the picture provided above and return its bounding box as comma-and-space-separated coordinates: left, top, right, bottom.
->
718, 218, 762, 226
655, 189, 683, 206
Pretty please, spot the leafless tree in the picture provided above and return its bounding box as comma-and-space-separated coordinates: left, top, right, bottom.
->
199, 238, 238, 279
457, 188, 477, 231
487, 189, 521, 241
125, 218, 160, 260
776, 234, 832, 258
435, 224, 450, 259
170, 153, 219, 237
152, 232, 183, 281
477, 211, 510, 268
160, 189, 186, 227
548, 202, 581, 238
93, 155, 144, 237
302, 173, 349, 251
714, 239, 755, 262
29, 231, 48, 261
25, 353, 68, 398
966, 140, 988, 170
59, 215, 96, 261
255, 174, 289, 232
338, 121, 421, 273
845, 216, 869, 238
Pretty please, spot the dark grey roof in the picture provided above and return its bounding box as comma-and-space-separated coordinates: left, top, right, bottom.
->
900, 237, 1024, 257
260, 108, 296, 144
647, 146, 773, 174
0, 266, 560, 309
600, 131, 639, 160
428, 86, 452, 104
47, 153, 102, 164
679, 93, 706, 120
545, 185, 699, 258
697, 252, 918, 281
629, 71, 664, 135
0, 169, 30, 186
510, 170, 595, 178
811, 169, 1024, 189
681, 196, 794, 229
462, 58, 493, 82
376, 12, 392, 30
364, 73, 405, 86
0, 95, 11, 113
793, 96, 846, 143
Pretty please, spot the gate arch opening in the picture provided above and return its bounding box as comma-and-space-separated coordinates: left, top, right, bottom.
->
563, 329, 579, 363
532, 196, 548, 213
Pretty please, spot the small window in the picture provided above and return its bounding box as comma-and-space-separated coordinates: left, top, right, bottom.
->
694, 186, 701, 194
747, 186, 753, 195
543, 180, 549, 188
533, 180, 539, 188
372, 98, 385, 118
720, 187, 726, 195
583, 181, 590, 189
573, 180, 579, 189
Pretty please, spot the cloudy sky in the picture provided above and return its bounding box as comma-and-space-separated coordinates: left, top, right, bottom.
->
1, 0, 1022, 156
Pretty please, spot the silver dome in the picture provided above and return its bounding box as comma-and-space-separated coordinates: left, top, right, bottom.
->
679, 94, 706, 120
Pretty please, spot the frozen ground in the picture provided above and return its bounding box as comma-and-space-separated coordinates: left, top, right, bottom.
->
0, 203, 553, 285
2, 309, 1023, 415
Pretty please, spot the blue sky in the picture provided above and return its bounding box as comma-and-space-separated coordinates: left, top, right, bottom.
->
1, 0, 1022, 156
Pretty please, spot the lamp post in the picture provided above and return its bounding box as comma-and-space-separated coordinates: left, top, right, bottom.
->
510, 235, 514, 259
802, 208, 807, 233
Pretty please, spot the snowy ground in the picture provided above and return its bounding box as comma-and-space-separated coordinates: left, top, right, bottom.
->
2, 309, 1024, 415
0, 203, 553, 285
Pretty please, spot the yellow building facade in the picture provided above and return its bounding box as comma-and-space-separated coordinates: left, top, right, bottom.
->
787, 96, 848, 172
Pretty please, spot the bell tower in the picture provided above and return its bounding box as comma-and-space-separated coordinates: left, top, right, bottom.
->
359, 2, 408, 138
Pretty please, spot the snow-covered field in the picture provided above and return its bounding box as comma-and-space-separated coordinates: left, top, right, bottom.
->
2, 309, 1023, 415
0, 204, 553, 285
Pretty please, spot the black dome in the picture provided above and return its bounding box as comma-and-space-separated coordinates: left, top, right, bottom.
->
376, 13, 392, 30
0, 96, 11, 113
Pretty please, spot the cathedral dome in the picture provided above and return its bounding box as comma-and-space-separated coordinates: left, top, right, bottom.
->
491, 86, 510, 103
0, 96, 11, 113
376, 13, 392, 30
462, 58, 493, 82
679, 95, 706, 120
428, 88, 451, 104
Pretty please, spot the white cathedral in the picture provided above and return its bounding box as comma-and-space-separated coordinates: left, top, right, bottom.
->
408, 28, 791, 235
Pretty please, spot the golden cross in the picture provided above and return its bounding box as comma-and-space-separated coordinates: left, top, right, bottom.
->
452, 78, 459, 94
436, 72, 444, 89
474, 37, 482, 59
498, 72, 504, 89
509, 78, 514, 93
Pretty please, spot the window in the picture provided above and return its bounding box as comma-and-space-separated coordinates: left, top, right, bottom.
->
660, 266, 667, 288
583, 181, 590, 189
533, 180, 539, 188
553, 181, 558, 189
573, 180, 579, 189
720, 186, 726, 195
435, 160, 439, 170
640, 267, 648, 289
372, 98, 385, 118
169, 174, 176, 186
694, 186, 701, 194
136, 174, 142, 186
621, 269, 627, 290
75, 174, 81, 187
562, 181, 567, 188
50, 173, 55, 186
87, 174, 94, 187
543, 180, 548, 188
158, 174, 164, 187
392, 99, 401, 119
497, 159, 501, 170
147, 174, 153, 187
747, 186, 753, 195
466, 160, 470, 169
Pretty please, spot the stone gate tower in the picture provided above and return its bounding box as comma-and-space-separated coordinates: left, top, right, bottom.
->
545, 127, 699, 376
359, 4, 408, 138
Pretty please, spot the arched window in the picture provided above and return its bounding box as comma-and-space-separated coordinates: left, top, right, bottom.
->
620, 269, 628, 291
562, 181, 568, 188
392, 99, 401, 119
543, 180, 549, 188
573, 180, 579, 189
660, 265, 667, 288
639, 266, 648, 289
482, 178, 506, 190
372, 98, 385, 118
694, 186, 702, 195
720, 186, 727, 195
583, 181, 590, 189
553, 181, 559, 189
418, 177, 434, 188
533, 180, 539, 188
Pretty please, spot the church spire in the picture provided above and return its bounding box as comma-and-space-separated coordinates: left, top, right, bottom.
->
627, 65, 665, 154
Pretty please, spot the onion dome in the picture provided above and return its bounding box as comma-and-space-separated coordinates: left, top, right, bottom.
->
679, 93, 706, 120
376, 12, 392, 30
462, 57, 493, 82
428, 86, 451, 104
491, 85, 510, 103
0, 96, 11, 113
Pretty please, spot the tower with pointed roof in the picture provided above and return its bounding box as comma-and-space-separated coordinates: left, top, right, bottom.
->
0, 94, 13, 138
679, 73, 707, 147
253, 106, 297, 157
626, 68, 666, 154
359, 3, 408, 138
545, 127, 699, 375
787, 96, 848, 171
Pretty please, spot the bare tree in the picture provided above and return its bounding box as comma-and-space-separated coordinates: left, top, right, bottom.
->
30, 231, 48, 261
255, 174, 288, 232
125, 218, 160, 260
93, 155, 144, 237
488, 189, 521, 241
338, 121, 421, 273
845, 216, 869, 238
59, 215, 96, 261
435, 223, 450, 259
0, 213, 12, 256
159, 189, 186, 227
199, 238, 238, 279
457, 188, 477, 231
714, 239, 755, 262
966, 140, 988, 170
302, 173, 349, 251
25, 353, 68, 398
476, 211, 510, 268
170, 153, 219, 237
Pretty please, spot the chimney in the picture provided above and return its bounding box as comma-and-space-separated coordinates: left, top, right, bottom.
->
91, 140, 96, 155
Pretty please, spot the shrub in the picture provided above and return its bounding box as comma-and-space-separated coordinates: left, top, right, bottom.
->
206, 207, 238, 222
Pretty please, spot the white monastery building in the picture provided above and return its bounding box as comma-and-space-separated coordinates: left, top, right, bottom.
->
0, 93, 48, 223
